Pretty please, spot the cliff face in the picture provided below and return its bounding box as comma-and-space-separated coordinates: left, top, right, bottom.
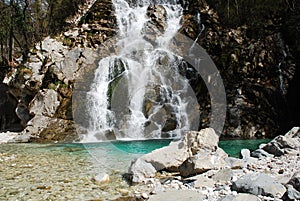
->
1, 0, 299, 141
180, 0, 298, 138
1, 0, 117, 142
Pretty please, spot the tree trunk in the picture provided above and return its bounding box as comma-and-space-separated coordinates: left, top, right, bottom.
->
8, 0, 14, 66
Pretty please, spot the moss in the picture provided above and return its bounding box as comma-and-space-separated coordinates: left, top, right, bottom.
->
17, 65, 33, 77
106, 59, 127, 107
48, 80, 68, 90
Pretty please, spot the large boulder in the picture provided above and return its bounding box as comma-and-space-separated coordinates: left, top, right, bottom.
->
232, 173, 286, 198
128, 158, 156, 183
19, 114, 78, 142
129, 128, 228, 181
140, 139, 189, 171
139, 128, 220, 171
179, 148, 227, 177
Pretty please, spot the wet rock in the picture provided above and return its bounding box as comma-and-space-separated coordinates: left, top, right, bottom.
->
93, 129, 116, 141
161, 118, 178, 132
218, 193, 261, 201
15, 103, 31, 127
262, 141, 285, 156
232, 173, 286, 197
142, 4, 167, 44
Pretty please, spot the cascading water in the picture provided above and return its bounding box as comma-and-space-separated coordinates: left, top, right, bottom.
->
81, 0, 198, 142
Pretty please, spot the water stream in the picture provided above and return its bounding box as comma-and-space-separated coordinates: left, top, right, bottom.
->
81, 0, 198, 142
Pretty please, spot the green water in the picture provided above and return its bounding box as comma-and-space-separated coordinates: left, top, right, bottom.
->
53, 138, 269, 158
219, 139, 270, 157
0, 139, 270, 200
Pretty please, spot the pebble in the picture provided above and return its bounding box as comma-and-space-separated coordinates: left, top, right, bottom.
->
142, 192, 149, 199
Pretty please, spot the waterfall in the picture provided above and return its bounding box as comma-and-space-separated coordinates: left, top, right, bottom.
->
81, 0, 197, 142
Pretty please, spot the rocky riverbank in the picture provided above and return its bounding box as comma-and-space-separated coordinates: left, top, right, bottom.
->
0, 127, 299, 200
126, 127, 300, 201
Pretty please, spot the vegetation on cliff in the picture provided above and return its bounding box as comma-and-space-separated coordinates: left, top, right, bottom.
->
0, 0, 85, 66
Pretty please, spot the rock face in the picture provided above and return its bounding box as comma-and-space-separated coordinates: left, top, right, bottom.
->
29, 89, 60, 117
142, 4, 167, 44
1, 0, 299, 141
232, 173, 286, 198
2, 0, 116, 142
129, 128, 228, 181
179, 0, 297, 138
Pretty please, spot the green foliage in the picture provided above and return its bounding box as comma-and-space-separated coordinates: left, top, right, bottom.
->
0, 0, 85, 64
